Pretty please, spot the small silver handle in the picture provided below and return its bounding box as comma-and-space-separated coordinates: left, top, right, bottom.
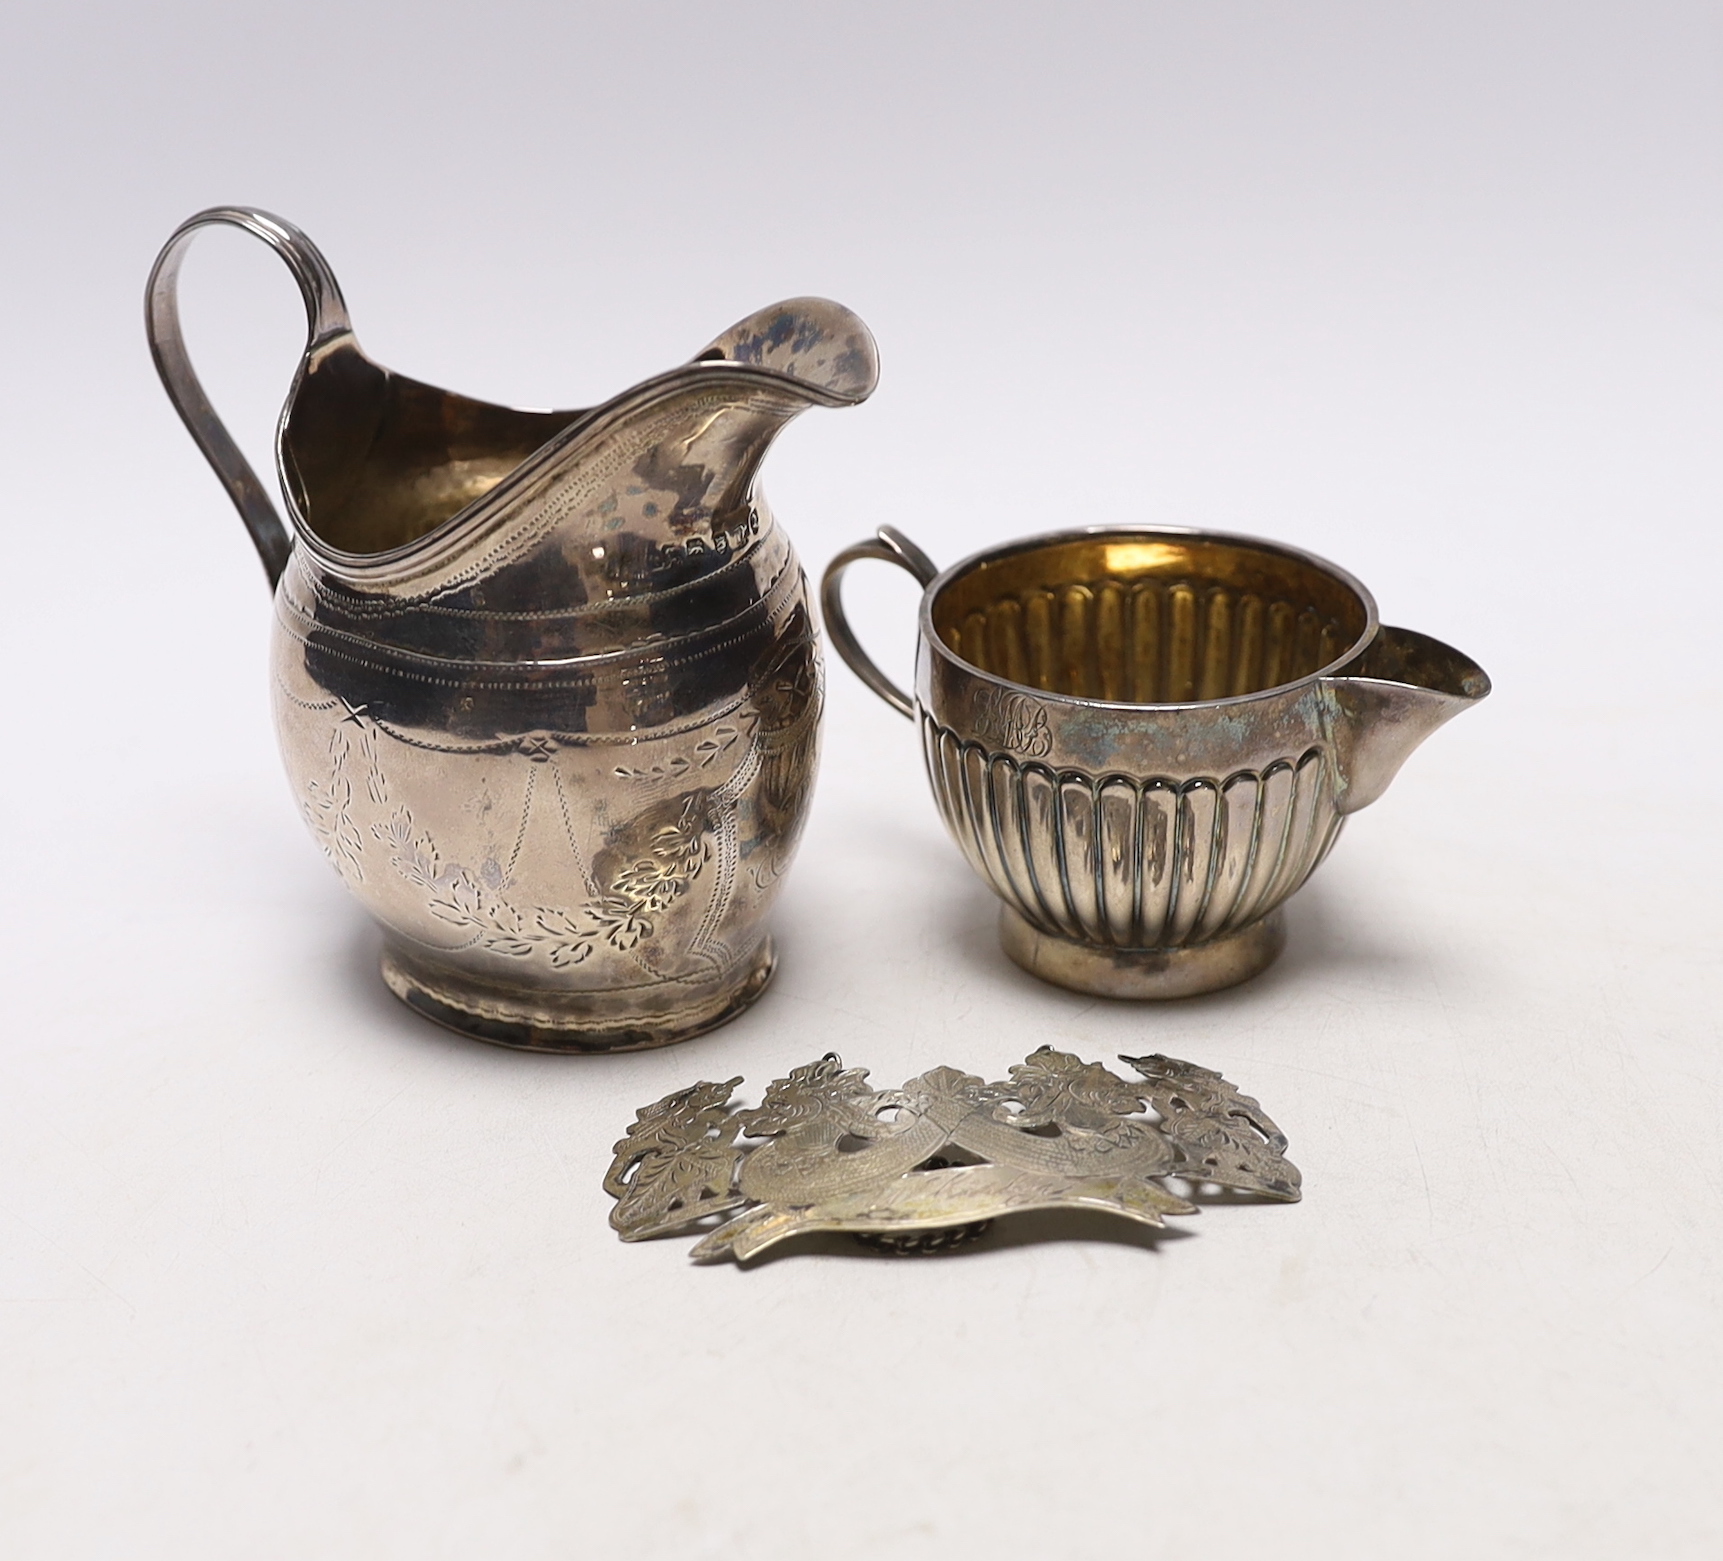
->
819, 526, 940, 719
144, 206, 352, 590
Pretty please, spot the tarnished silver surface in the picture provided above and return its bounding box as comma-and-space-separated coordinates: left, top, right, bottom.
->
147, 206, 877, 1051
605, 1046, 1300, 1261
822, 526, 1489, 999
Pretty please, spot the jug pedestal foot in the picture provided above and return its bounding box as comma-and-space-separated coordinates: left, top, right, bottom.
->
379, 938, 777, 1053
998, 907, 1285, 1000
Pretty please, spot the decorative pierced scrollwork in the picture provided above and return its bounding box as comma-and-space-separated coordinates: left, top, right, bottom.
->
606, 1078, 748, 1239
1119, 1052, 1300, 1200
604, 1047, 1300, 1262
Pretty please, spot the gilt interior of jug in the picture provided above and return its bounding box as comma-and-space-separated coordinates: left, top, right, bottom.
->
930, 532, 1375, 705
279, 343, 586, 556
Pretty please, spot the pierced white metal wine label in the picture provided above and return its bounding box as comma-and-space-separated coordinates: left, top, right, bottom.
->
605, 1047, 1300, 1262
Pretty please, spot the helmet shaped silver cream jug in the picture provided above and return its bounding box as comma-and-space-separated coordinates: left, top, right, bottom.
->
148, 206, 877, 1051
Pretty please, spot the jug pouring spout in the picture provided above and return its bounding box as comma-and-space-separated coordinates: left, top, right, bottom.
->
1324, 626, 1491, 812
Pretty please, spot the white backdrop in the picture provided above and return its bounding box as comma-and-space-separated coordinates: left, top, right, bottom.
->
2, 3, 1719, 1556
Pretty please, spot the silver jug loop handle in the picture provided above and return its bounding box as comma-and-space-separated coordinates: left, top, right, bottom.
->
819, 526, 940, 719
145, 206, 353, 591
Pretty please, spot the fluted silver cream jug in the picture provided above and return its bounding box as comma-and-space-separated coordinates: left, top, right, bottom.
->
148, 206, 877, 1051
823, 525, 1489, 999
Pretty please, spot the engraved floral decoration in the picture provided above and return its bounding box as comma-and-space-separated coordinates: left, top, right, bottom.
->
304, 771, 362, 879
371, 788, 714, 965
605, 1077, 748, 1239
293, 601, 789, 969
1119, 1052, 1300, 1200
986, 1048, 1146, 1131
605, 1046, 1301, 1263
301, 718, 388, 882
737, 1054, 897, 1139
370, 808, 537, 956
746, 614, 822, 888
612, 718, 750, 782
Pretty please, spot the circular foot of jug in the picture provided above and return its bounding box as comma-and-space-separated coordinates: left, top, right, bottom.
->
379, 938, 777, 1053
998, 907, 1285, 1000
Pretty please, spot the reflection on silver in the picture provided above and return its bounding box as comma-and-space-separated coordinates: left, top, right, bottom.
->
605, 1047, 1300, 1262
823, 525, 1489, 999
147, 207, 877, 1050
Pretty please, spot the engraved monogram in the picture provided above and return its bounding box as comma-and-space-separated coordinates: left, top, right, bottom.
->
970, 686, 1053, 756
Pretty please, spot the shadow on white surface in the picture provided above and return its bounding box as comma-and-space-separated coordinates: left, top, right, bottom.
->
728, 1207, 1200, 1267
926, 871, 1446, 1018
